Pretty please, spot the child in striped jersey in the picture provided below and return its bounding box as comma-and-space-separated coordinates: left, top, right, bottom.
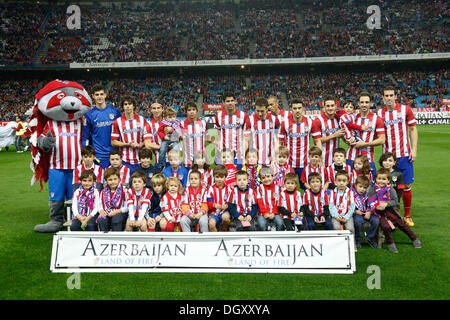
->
300, 146, 329, 191
72, 145, 103, 192
159, 177, 183, 232
190, 151, 214, 188
255, 166, 284, 231
329, 171, 356, 250
242, 148, 262, 190
146, 174, 166, 232
207, 165, 232, 232
221, 148, 238, 188
352, 175, 379, 249
271, 146, 294, 191
125, 171, 151, 232
303, 172, 333, 230
107, 149, 130, 187
157, 107, 183, 170
71, 170, 101, 231
97, 167, 129, 232
180, 171, 209, 232
228, 171, 258, 231
336, 101, 368, 155
277, 173, 304, 231
350, 155, 373, 186
326, 147, 353, 191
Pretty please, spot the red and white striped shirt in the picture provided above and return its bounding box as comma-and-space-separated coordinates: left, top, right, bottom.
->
246, 113, 281, 166
278, 190, 303, 219
300, 164, 328, 185
160, 192, 182, 222
72, 163, 104, 184
278, 114, 312, 168
106, 165, 130, 186
180, 118, 208, 167
225, 164, 238, 187
148, 118, 162, 164
126, 187, 152, 220
377, 103, 416, 158
187, 167, 214, 188
181, 186, 208, 214
213, 108, 250, 161
346, 112, 385, 163
227, 187, 257, 217
325, 163, 354, 185
41, 119, 83, 170
256, 183, 281, 216
207, 184, 232, 216
311, 112, 340, 167
303, 188, 329, 218
271, 109, 290, 126
111, 114, 150, 165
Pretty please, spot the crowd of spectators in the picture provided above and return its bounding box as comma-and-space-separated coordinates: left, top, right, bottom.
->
0, 0, 448, 66
1, 69, 447, 121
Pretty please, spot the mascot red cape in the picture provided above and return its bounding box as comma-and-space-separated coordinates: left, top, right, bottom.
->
29, 80, 93, 233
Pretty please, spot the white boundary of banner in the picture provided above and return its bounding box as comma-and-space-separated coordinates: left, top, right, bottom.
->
50, 231, 356, 274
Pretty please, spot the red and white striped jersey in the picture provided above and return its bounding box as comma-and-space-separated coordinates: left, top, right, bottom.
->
377, 103, 417, 158
160, 192, 182, 222
311, 112, 341, 167
106, 165, 130, 186
72, 163, 104, 184
225, 164, 238, 187
126, 187, 152, 220
148, 118, 162, 164
303, 188, 329, 218
325, 163, 354, 185
181, 186, 208, 214
300, 164, 328, 185
212, 109, 250, 161
271, 109, 290, 126
329, 187, 354, 216
346, 112, 385, 163
187, 167, 214, 188
207, 183, 232, 216
271, 162, 295, 189
278, 114, 312, 168
350, 170, 374, 186
111, 114, 149, 165
339, 112, 356, 140
227, 187, 257, 217
41, 119, 83, 170
278, 190, 303, 219
245, 113, 281, 166
256, 183, 281, 215
180, 118, 208, 167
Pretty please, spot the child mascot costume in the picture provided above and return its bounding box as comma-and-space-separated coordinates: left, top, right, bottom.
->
30, 80, 93, 233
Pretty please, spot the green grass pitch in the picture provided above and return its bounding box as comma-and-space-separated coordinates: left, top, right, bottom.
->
0, 125, 448, 300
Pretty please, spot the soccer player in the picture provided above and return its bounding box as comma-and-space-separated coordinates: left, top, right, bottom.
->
312, 95, 344, 167
346, 91, 385, 177
147, 100, 164, 167
268, 95, 289, 124
245, 97, 280, 166
212, 91, 250, 168
111, 95, 152, 171
82, 84, 121, 169
377, 86, 418, 227
179, 101, 210, 168
278, 98, 312, 188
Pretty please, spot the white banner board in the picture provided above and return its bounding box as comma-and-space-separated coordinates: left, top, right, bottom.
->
50, 231, 356, 274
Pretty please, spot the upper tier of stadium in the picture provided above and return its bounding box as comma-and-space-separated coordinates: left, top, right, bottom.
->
0, 0, 448, 66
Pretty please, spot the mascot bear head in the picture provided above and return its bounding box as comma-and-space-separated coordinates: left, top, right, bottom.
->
29, 80, 93, 189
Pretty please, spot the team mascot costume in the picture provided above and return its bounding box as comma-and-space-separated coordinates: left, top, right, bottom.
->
29, 80, 93, 233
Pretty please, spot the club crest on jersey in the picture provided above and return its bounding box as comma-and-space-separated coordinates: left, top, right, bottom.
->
392, 176, 397, 182
109, 113, 115, 120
